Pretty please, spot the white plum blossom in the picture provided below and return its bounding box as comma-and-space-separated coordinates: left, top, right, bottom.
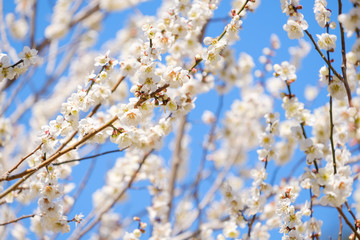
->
304, 85, 319, 101
327, 76, 347, 100
280, 0, 301, 16
44, 0, 72, 39
6, 13, 28, 39
299, 138, 323, 165
283, 15, 308, 39
223, 220, 240, 238
204, 39, 227, 67
317, 33, 337, 51
202, 110, 216, 124
18, 46, 39, 67
49, 115, 70, 137
273, 61, 297, 82
0, 54, 16, 81
95, 50, 111, 66
314, 0, 331, 28
119, 108, 142, 126
120, 58, 141, 76
318, 65, 329, 83
88, 84, 112, 104
162, 66, 189, 88
338, 8, 360, 36
282, 96, 304, 120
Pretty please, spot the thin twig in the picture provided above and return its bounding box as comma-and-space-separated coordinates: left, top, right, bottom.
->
345, 201, 357, 221
287, 83, 319, 172
247, 214, 256, 237
326, 35, 337, 174
186, 0, 250, 74
4, 74, 125, 183
339, 212, 343, 240
337, 206, 360, 239
134, 84, 170, 109
0, 214, 35, 226
305, 29, 352, 106
310, 188, 315, 240
338, 0, 352, 107
1, 144, 42, 178
3, 40, 79, 120
304, 30, 343, 82
53, 147, 128, 166
217, 0, 250, 41
329, 95, 337, 174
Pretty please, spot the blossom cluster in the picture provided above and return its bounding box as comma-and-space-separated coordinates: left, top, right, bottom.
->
0, 46, 38, 82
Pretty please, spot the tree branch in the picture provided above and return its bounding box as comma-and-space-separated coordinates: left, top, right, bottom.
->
0, 214, 35, 226
53, 147, 128, 166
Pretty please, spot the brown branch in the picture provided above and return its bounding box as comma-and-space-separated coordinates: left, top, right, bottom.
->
304, 30, 343, 82
337, 206, 360, 239
217, 0, 250, 41
338, 0, 352, 107
1, 75, 125, 185
0, 116, 118, 199
1, 144, 42, 179
134, 84, 170, 108
286, 82, 319, 172
345, 201, 357, 221
305, 29, 352, 107
53, 147, 128, 166
0, 173, 33, 201
326, 38, 338, 174
310, 188, 315, 240
339, 212, 343, 240
247, 214, 256, 237
0, 214, 35, 226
